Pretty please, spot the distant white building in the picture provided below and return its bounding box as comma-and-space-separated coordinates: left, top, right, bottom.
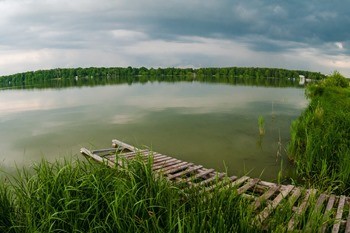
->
299, 75, 312, 85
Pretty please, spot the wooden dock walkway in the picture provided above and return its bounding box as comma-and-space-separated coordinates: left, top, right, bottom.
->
81, 139, 350, 232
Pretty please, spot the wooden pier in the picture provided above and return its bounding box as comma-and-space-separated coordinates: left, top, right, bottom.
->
81, 139, 350, 232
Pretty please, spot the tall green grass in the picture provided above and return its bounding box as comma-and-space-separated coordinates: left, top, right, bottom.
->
288, 72, 350, 194
0, 157, 258, 232
0, 156, 338, 232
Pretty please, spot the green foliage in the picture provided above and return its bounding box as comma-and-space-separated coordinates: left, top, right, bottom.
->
0, 158, 340, 232
322, 71, 349, 88
288, 74, 350, 194
0, 158, 255, 232
0, 67, 326, 90
258, 116, 265, 136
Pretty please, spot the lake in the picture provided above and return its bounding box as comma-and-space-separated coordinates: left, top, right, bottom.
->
0, 80, 307, 181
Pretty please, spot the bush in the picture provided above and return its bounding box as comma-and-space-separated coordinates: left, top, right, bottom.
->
322, 71, 349, 88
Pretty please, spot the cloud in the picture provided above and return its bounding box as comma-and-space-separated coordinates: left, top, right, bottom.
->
0, 0, 349, 76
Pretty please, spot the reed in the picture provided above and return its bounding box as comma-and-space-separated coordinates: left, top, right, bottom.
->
0, 158, 257, 232
258, 116, 265, 136
0, 157, 336, 232
288, 72, 350, 194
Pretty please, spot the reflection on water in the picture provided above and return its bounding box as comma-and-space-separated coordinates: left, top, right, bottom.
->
0, 81, 307, 181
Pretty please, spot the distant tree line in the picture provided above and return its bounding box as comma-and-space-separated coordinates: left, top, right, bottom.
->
0, 66, 326, 89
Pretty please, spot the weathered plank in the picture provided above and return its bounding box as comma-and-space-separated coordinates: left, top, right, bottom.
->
321, 194, 336, 233
258, 180, 277, 188
81, 148, 115, 168
288, 187, 302, 209
153, 160, 183, 171
287, 189, 317, 231
92, 148, 118, 154
304, 193, 328, 231
178, 168, 216, 184
112, 139, 137, 151
201, 176, 237, 193
332, 195, 346, 233
167, 165, 203, 180
149, 154, 169, 161
191, 173, 226, 188
255, 185, 294, 224
151, 156, 175, 164
226, 176, 250, 189
237, 178, 260, 195
253, 185, 279, 210
118, 150, 149, 158
161, 162, 193, 175
345, 199, 350, 233
315, 194, 328, 210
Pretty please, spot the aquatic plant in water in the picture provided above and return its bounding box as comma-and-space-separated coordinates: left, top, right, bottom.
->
258, 116, 265, 136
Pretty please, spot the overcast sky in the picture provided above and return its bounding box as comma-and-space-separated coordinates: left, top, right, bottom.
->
0, 0, 349, 76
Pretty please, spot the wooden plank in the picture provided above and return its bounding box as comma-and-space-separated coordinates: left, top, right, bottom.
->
253, 185, 279, 210
118, 150, 149, 158
159, 162, 190, 174
222, 176, 250, 190
287, 189, 317, 231
178, 168, 216, 184
80, 148, 115, 168
153, 160, 183, 171
321, 194, 336, 233
332, 195, 346, 233
191, 173, 226, 188
112, 139, 137, 151
199, 176, 237, 194
259, 180, 278, 188
215, 176, 250, 195
147, 154, 167, 160
255, 185, 294, 224
92, 148, 117, 154
345, 199, 350, 233
137, 153, 165, 161
315, 193, 328, 210
190, 168, 215, 179
237, 178, 260, 195
167, 165, 203, 180
109, 151, 152, 164
304, 193, 328, 231
152, 156, 178, 165
162, 163, 194, 175
196, 172, 226, 186
152, 158, 179, 170
122, 152, 162, 160
288, 187, 302, 208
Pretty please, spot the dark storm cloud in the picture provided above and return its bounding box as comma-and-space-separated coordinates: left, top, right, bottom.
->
139, 1, 350, 53
0, 0, 349, 76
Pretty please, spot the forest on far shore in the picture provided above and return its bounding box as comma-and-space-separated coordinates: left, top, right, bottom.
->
0, 66, 326, 89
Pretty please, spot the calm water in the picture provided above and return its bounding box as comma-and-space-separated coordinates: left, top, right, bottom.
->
0, 81, 307, 180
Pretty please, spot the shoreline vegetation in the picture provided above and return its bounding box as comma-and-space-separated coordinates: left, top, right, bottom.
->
1, 67, 349, 231
0, 158, 336, 232
288, 71, 350, 195
0, 66, 325, 90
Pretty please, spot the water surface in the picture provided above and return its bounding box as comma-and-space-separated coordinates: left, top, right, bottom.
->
0, 81, 307, 180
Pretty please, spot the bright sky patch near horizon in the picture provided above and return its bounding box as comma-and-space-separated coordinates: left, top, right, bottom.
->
0, 0, 349, 76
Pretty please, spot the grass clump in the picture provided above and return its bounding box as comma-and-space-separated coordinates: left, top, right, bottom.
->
0, 157, 262, 233
288, 71, 350, 193
0, 156, 339, 232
